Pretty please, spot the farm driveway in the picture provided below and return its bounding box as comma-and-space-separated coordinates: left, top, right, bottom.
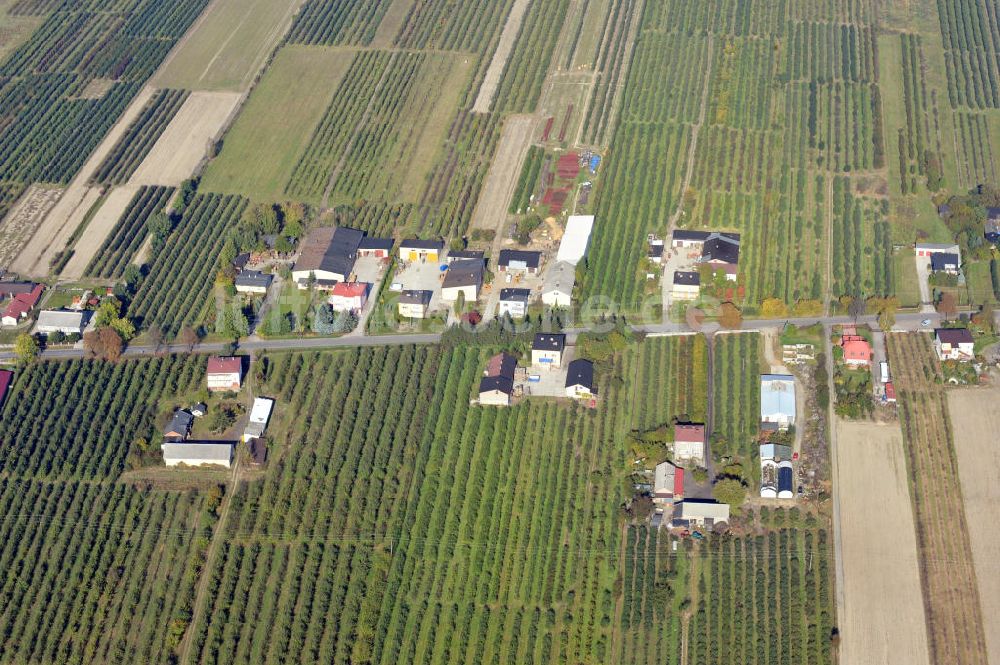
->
472, 0, 530, 113
834, 419, 931, 665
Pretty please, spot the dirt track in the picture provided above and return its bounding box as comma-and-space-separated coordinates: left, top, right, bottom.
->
60, 185, 140, 279
948, 386, 1000, 665
129, 91, 242, 187
835, 419, 931, 665
472, 0, 530, 113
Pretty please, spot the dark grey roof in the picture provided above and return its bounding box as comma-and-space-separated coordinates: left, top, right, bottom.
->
988, 207, 1000, 220
324, 227, 364, 275
701, 233, 741, 264
565, 359, 595, 390
672, 230, 710, 242
498, 249, 542, 269
532, 333, 565, 352
673, 271, 700, 286
936, 328, 973, 344
400, 290, 432, 306
401, 239, 444, 250
0, 281, 38, 297
165, 410, 193, 436
479, 375, 514, 396
499, 288, 531, 302
233, 253, 250, 269
234, 270, 274, 288
359, 237, 394, 251
442, 259, 484, 288
778, 466, 793, 493
448, 250, 484, 261
930, 253, 959, 270
192, 402, 207, 414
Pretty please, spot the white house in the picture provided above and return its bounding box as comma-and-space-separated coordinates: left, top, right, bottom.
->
541, 260, 575, 308
555, 215, 594, 266
531, 333, 565, 368
672, 271, 700, 300
671, 230, 710, 249
478, 376, 514, 406
207, 356, 242, 392
243, 397, 274, 442
234, 270, 273, 295
497, 250, 542, 274
399, 239, 444, 263
565, 359, 595, 398
441, 259, 483, 303
398, 290, 432, 319
673, 423, 705, 465
34, 310, 87, 335
498, 288, 530, 318
328, 282, 370, 313
760, 374, 796, 430
934, 328, 974, 361
162, 442, 234, 468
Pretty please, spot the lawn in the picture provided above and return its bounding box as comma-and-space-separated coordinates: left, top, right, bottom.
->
200, 46, 357, 201
155, 0, 304, 91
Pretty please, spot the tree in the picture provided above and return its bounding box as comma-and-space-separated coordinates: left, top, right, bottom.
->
848, 296, 866, 320
178, 326, 200, 351
712, 478, 746, 508
937, 292, 958, 320
718, 302, 742, 329
147, 325, 164, 352
221, 307, 250, 339
792, 299, 823, 317
878, 308, 895, 332
760, 298, 788, 318
14, 333, 39, 365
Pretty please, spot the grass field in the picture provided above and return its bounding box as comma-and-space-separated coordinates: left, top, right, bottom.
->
200, 46, 356, 201
156, 0, 305, 91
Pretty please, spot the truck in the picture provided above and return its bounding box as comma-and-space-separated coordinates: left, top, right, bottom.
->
879, 361, 890, 384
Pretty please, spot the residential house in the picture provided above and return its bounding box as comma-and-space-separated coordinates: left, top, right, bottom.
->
934, 328, 974, 361
232, 253, 250, 271
162, 442, 234, 468
672, 271, 700, 300
441, 259, 484, 303
398, 290, 432, 319
234, 270, 273, 294
0, 369, 12, 410
357, 237, 394, 258
207, 356, 242, 392
478, 352, 517, 406
673, 423, 705, 465
541, 260, 575, 308
760, 374, 796, 429
328, 282, 370, 313
243, 397, 274, 442
35, 310, 87, 335
930, 252, 960, 274
163, 410, 194, 441
292, 226, 364, 287
565, 359, 595, 398
446, 249, 484, 263
497, 249, 543, 275
700, 233, 740, 280
498, 288, 531, 318
839, 334, 872, 366
653, 461, 684, 505
531, 333, 566, 368
555, 215, 594, 265
671, 499, 730, 528
399, 239, 444, 263
1, 284, 43, 327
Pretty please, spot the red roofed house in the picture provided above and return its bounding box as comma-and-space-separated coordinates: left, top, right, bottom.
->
207, 356, 242, 392
840, 334, 873, 366
673, 423, 706, 466
0, 369, 12, 410
1, 284, 43, 327
327, 282, 370, 313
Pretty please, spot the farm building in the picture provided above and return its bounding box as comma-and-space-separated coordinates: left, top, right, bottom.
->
761, 454, 794, 499
497, 249, 543, 274
0, 281, 38, 300
191, 403, 207, 418
555, 215, 594, 265
671, 499, 730, 528
35, 310, 87, 335
0, 369, 12, 409
541, 260, 575, 307
700, 233, 741, 266
398, 290, 432, 319
498, 288, 531, 318
647, 235, 664, 264
478, 352, 517, 407
328, 282, 370, 313
565, 359, 595, 398
930, 252, 960, 274
234, 270, 273, 294
1, 284, 44, 327
653, 461, 684, 506
885, 382, 897, 403
399, 239, 444, 263
760, 443, 793, 462
671, 229, 711, 249
986, 215, 1000, 244
934, 328, 974, 361
243, 397, 274, 442
163, 410, 194, 441
357, 237, 393, 258
673, 423, 705, 465
915, 241, 960, 258
441, 259, 484, 302
207, 356, 242, 392
531, 333, 565, 368
162, 442, 234, 468
839, 335, 872, 365
292, 226, 364, 286
761, 374, 796, 429
672, 271, 700, 300
447, 249, 484, 263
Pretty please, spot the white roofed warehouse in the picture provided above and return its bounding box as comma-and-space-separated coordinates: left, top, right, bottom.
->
162, 442, 234, 468
555, 215, 594, 266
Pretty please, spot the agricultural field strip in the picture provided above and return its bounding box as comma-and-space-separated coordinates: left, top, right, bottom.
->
83, 185, 175, 279
471, 0, 530, 114
0, 184, 60, 272
469, 115, 535, 233
60, 185, 142, 280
